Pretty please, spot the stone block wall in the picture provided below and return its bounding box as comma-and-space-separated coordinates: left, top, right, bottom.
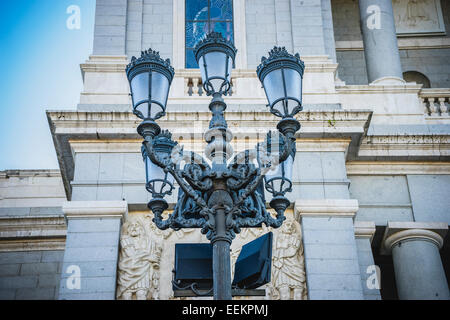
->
59, 216, 122, 300
0, 250, 64, 300
126, 0, 173, 61
93, 0, 128, 55
245, 0, 278, 69
349, 174, 450, 225
302, 216, 364, 299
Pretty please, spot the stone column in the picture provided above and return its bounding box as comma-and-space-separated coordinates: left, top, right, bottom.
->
359, 0, 404, 84
383, 222, 449, 300
58, 201, 127, 300
354, 221, 381, 300
296, 199, 364, 300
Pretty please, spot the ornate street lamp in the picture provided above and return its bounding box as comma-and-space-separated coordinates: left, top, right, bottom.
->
126, 34, 305, 300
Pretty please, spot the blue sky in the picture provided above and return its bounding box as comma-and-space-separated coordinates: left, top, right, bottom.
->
0, 0, 95, 170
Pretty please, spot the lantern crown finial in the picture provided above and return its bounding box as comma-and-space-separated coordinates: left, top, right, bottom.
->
194, 31, 237, 61
257, 46, 305, 82
126, 48, 175, 83
193, 31, 237, 66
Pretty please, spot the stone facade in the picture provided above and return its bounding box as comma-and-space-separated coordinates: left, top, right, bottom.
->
0, 0, 449, 300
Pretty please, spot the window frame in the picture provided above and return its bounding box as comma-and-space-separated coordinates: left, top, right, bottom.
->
172, 0, 247, 70
185, 0, 235, 69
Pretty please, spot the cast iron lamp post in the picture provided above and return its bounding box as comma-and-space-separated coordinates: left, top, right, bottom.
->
126, 32, 305, 300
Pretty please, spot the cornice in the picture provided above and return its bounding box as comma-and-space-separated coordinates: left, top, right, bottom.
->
295, 199, 359, 219
336, 38, 450, 51
0, 215, 66, 252
346, 161, 450, 175
62, 201, 128, 220
358, 134, 450, 161
336, 83, 422, 94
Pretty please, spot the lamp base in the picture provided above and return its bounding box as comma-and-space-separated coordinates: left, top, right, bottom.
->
148, 197, 169, 215
270, 196, 290, 216
137, 120, 161, 139
277, 117, 301, 138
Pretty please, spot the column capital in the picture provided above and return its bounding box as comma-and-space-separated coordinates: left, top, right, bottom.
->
294, 199, 359, 221
354, 221, 376, 243
382, 222, 448, 253
62, 201, 128, 221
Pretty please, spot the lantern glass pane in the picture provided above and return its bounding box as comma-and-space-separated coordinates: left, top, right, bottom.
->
226, 56, 233, 83
151, 71, 170, 108
284, 68, 302, 114
283, 155, 294, 182
145, 156, 174, 194
131, 72, 149, 104
204, 51, 227, 92
263, 69, 283, 106
265, 155, 294, 193
145, 156, 165, 182
199, 55, 207, 85
265, 160, 282, 181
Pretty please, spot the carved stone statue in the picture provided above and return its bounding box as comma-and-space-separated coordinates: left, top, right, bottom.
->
272, 218, 306, 300
117, 216, 163, 300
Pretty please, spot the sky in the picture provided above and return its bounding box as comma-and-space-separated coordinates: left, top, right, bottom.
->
0, 0, 95, 170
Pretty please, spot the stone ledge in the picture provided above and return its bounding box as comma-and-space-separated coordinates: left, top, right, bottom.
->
62, 201, 128, 220
295, 199, 359, 220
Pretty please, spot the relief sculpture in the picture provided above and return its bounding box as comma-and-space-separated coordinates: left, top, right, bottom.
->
271, 218, 307, 300
117, 215, 166, 300
393, 0, 445, 35
118, 214, 307, 300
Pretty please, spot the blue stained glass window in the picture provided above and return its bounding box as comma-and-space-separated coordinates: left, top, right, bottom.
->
185, 0, 234, 69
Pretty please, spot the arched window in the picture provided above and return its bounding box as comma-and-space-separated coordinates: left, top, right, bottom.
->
185, 0, 234, 69
403, 71, 431, 88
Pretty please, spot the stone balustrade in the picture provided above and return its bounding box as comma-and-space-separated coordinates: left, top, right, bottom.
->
420, 89, 450, 117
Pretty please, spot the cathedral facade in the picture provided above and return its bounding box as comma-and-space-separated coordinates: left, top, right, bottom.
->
1, 0, 449, 300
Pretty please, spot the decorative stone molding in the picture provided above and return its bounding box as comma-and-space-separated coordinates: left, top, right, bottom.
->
0, 239, 66, 252
117, 212, 307, 300
336, 83, 422, 94
359, 134, 450, 161
80, 55, 128, 74
62, 201, 128, 220
295, 199, 359, 220
354, 221, 376, 243
382, 221, 448, 254
0, 216, 67, 252
335, 38, 450, 51
346, 161, 450, 175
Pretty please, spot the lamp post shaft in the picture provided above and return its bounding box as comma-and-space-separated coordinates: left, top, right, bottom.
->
212, 215, 232, 300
